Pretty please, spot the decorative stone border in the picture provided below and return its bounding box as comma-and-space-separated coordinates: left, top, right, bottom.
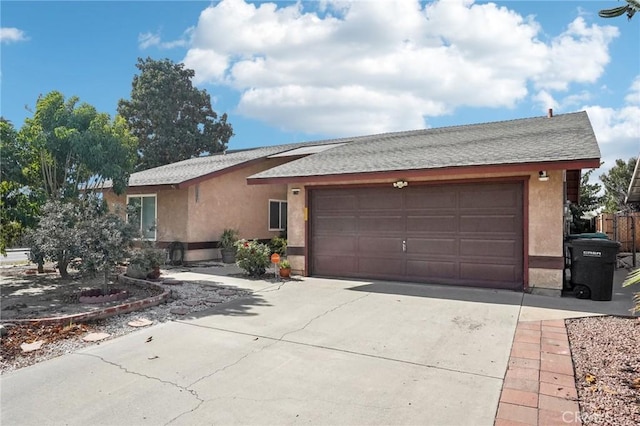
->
4, 275, 171, 326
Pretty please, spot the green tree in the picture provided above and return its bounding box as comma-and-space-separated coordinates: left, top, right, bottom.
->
19, 91, 138, 199
0, 119, 42, 254
27, 200, 82, 278
118, 57, 233, 171
17, 91, 137, 275
600, 157, 638, 213
570, 168, 604, 232
75, 198, 137, 288
599, 0, 639, 20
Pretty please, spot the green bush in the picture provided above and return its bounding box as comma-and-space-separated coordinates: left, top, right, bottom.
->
623, 269, 640, 314
269, 236, 287, 256
235, 239, 270, 277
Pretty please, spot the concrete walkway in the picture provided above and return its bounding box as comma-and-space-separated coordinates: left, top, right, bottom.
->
0, 268, 636, 425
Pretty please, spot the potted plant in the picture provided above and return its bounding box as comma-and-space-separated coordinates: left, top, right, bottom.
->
220, 228, 239, 264
279, 259, 292, 278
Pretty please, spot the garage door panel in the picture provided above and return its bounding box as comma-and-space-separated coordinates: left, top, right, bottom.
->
405, 191, 457, 209
407, 238, 457, 256
359, 216, 404, 233
359, 257, 404, 276
314, 216, 357, 233
460, 215, 517, 233
314, 236, 357, 253
407, 215, 457, 233
313, 194, 357, 211
310, 182, 523, 290
358, 237, 403, 254
314, 255, 357, 275
459, 239, 517, 258
358, 192, 403, 209
406, 260, 457, 279
460, 188, 519, 209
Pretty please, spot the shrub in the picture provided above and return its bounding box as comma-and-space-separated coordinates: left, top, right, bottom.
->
220, 228, 239, 250
235, 239, 270, 277
279, 259, 291, 269
269, 236, 287, 257
623, 269, 640, 314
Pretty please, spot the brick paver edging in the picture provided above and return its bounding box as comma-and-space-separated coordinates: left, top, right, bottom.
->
495, 319, 583, 426
5, 275, 170, 326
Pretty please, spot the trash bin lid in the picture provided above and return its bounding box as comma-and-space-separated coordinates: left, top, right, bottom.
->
570, 238, 621, 248
566, 232, 608, 240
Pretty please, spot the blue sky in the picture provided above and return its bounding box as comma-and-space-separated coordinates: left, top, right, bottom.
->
2, 1, 639, 177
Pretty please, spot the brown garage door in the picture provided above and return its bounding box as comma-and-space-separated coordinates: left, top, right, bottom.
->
310, 182, 523, 290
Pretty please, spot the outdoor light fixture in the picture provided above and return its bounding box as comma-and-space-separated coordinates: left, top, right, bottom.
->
291, 188, 301, 195
393, 180, 408, 189
538, 171, 549, 182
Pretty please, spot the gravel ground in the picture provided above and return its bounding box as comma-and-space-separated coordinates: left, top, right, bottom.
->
566, 316, 640, 426
0, 279, 250, 374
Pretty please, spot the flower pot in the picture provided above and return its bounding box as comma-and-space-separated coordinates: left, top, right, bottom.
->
221, 248, 236, 264
279, 267, 291, 278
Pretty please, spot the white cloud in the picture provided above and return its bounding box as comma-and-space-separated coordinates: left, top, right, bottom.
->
138, 30, 188, 50
0, 27, 28, 44
180, 0, 621, 136
584, 76, 640, 173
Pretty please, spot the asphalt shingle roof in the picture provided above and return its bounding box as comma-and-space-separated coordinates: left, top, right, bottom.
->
123, 139, 351, 187
249, 111, 600, 181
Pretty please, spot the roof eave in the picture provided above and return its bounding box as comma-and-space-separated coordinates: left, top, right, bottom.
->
625, 157, 640, 203
247, 158, 601, 185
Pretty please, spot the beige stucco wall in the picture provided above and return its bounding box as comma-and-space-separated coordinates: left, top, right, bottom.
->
186, 158, 289, 244
102, 158, 288, 262
103, 188, 189, 243
285, 169, 567, 290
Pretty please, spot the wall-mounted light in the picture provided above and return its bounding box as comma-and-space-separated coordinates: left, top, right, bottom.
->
393, 180, 408, 189
538, 171, 549, 182
291, 188, 301, 195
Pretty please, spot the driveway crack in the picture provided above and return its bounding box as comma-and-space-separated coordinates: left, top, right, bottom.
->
278, 293, 371, 341
76, 353, 204, 425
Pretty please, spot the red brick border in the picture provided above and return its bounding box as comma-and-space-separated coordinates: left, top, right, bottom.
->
495, 320, 582, 426
4, 275, 171, 326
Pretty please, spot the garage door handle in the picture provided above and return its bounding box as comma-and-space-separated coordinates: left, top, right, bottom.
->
402, 240, 407, 252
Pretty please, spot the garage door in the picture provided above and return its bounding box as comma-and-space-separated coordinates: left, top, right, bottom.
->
310, 182, 523, 290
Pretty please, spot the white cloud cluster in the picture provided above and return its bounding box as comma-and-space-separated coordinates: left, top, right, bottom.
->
0, 27, 28, 44
170, 0, 624, 137
584, 76, 640, 171
138, 30, 188, 50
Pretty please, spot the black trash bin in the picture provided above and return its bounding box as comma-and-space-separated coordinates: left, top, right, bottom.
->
570, 238, 620, 301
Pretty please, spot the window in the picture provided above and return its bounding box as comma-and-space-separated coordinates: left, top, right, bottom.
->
269, 200, 287, 231
127, 195, 157, 240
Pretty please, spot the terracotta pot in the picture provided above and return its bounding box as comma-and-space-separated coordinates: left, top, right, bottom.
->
279, 268, 291, 278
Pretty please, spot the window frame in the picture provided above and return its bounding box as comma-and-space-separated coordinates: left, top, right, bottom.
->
268, 199, 288, 231
126, 194, 158, 241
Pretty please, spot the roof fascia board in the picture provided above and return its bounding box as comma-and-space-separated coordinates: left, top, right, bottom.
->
247, 158, 601, 185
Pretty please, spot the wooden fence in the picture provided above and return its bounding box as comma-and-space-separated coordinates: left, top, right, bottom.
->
596, 212, 640, 253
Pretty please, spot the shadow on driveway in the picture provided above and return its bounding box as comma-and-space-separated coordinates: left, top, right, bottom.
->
347, 268, 637, 317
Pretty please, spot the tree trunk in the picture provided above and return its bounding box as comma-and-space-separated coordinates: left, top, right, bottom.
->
57, 252, 69, 279
37, 259, 44, 274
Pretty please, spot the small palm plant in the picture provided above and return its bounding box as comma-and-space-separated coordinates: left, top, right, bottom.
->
599, 0, 640, 20
622, 269, 640, 314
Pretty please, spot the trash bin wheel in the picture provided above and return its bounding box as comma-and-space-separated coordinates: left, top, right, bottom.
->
573, 284, 591, 299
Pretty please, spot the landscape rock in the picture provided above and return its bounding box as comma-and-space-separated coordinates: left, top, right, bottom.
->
128, 318, 153, 328
21, 341, 45, 352
83, 332, 111, 342
170, 307, 190, 315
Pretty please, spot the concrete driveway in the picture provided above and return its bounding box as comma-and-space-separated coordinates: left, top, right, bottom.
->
1, 269, 633, 425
